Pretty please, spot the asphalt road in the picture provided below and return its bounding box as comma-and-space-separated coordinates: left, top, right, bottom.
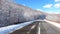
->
40, 21, 60, 34
9, 21, 39, 34
9, 21, 60, 34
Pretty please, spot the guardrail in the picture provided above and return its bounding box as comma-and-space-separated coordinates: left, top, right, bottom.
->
0, 20, 40, 34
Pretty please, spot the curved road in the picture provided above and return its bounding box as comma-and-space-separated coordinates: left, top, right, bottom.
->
9, 21, 60, 34
9, 21, 39, 34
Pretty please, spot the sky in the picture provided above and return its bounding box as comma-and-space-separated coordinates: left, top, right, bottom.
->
13, 0, 60, 14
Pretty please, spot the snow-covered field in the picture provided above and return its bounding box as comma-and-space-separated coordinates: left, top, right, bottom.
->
45, 20, 60, 28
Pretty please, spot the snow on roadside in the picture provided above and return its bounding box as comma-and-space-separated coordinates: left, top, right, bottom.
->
0, 21, 34, 34
44, 20, 60, 28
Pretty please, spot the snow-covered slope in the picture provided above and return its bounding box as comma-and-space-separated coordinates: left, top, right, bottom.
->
0, 0, 43, 27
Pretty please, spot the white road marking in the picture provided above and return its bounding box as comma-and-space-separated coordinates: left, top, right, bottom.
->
38, 23, 40, 34
31, 25, 36, 29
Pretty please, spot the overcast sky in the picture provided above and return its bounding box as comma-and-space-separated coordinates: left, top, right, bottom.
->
13, 0, 60, 14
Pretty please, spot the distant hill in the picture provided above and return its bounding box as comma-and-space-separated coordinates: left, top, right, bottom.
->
46, 13, 60, 23
0, 0, 45, 27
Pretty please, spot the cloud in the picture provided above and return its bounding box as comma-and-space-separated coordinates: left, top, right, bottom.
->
22, 4, 26, 6
54, 3, 60, 8
43, 4, 53, 8
55, 0, 60, 2
36, 9, 43, 11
